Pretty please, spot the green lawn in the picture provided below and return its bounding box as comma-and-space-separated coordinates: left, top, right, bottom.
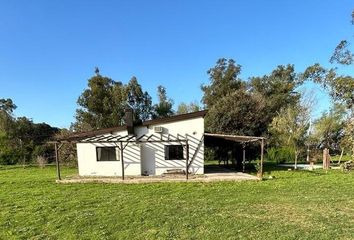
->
0, 165, 353, 239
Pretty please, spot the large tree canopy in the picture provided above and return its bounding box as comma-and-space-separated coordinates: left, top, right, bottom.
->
75, 70, 126, 130
126, 76, 153, 123
202, 58, 243, 108
205, 90, 265, 136
249, 64, 301, 134
75, 70, 154, 130
203, 59, 301, 137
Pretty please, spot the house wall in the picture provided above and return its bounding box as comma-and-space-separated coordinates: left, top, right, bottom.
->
77, 131, 141, 176
136, 117, 204, 175
76, 116, 204, 177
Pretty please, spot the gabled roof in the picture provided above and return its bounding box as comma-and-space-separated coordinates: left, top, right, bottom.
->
60, 110, 207, 142
142, 110, 207, 126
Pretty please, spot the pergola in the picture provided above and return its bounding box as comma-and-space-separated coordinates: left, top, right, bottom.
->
204, 133, 265, 175
50, 133, 190, 181
50, 132, 265, 181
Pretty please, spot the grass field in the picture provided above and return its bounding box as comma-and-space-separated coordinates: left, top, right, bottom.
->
0, 165, 353, 239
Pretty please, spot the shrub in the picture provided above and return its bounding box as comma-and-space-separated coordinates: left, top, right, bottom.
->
341, 160, 353, 171
266, 147, 278, 163
277, 146, 296, 163
36, 156, 47, 168
0, 148, 21, 165
265, 146, 295, 164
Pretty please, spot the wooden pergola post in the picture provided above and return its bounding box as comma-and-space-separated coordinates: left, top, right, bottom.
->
242, 143, 246, 173
186, 141, 189, 180
54, 142, 61, 180
120, 141, 125, 180
323, 148, 330, 170
259, 138, 264, 179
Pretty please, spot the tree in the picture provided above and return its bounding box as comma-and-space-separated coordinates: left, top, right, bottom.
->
248, 64, 301, 134
75, 69, 126, 130
0, 98, 16, 114
202, 58, 253, 134
177, 103, 188, 114
330, 40, 353, 65
330, 10, 354, 65
10, 117, 59, 165
75, 70, 155, 130
153, 85, 174, 118
303, 64, 354, 108
203, 59, 302, 138
269, 104, 310, 169
302, 64, 354, 159
0, 98, 17, 164
54, 128, 77, 165
126, 76, 153, 122
341, 117, 354, 161
205, 90, 265, 136
140, 91, 153, 121
176, 101, 201, 114
313, 104, 346, 151
328, 9, 354, 160
0, 98, 16, 133
201, 58, 243, 108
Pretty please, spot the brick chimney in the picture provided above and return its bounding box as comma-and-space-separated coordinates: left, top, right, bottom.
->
124, 107, 134, 135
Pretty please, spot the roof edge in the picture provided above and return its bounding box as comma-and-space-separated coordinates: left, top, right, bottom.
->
142, 110, 207, 126
59, 125, 127, 141
59, 110, 207, 141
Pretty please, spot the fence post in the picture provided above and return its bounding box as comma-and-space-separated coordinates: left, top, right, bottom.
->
55, 143, 61, 180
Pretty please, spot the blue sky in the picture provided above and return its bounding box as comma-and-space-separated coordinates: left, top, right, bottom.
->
0, 0, 353, 128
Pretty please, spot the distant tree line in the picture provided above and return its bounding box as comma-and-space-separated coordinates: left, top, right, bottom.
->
0, 99, 59, 165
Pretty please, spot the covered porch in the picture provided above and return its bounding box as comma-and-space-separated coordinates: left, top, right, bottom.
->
204, 133, 265, 178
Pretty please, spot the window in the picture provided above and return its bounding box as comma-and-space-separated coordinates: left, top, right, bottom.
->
165, 145, 184, 160
96, 147, 118, 161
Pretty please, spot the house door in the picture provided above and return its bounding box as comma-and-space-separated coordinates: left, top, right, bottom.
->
141, 144, 156, 176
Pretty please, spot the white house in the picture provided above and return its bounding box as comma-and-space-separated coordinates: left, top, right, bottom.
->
73, 110, 206, 177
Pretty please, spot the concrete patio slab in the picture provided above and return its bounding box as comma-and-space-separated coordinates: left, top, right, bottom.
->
56, 172, 259, 184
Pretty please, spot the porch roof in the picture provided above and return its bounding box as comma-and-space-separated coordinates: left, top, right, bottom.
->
204, 133, 265, 143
